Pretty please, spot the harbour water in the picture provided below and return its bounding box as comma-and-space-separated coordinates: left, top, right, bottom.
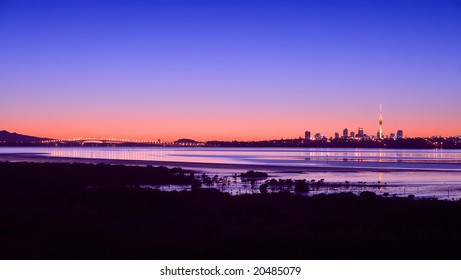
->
1, 146, 461, 199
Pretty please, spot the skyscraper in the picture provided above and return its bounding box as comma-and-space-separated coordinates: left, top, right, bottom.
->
305, 131, 311, 140
397, 130, 404, 139
378, 104, 383, 139
343, 128, 348, 139
315, 132, 322, 141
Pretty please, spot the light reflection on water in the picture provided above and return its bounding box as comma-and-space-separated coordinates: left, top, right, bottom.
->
2, 146, 461, 165
2, 146, 461, 199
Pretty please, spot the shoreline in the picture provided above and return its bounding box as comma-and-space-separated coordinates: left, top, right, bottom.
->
2, 155, 461, 200
1, 153, 461, 173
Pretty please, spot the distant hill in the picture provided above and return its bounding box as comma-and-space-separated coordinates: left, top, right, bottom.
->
0, 130, 51, 144
174, 138, 199, 144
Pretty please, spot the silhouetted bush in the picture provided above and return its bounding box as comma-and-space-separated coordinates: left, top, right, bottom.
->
259, 183, 268, 194
294, 181, 309, 193
0, 161, 195, 190
191, 179, 202, 192
2, 162, 461, 259
240, 170, 268, 178
360, 191, 377, 199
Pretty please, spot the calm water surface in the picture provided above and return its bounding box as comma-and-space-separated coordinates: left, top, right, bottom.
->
2, 146, 461, 168
2, 147, 461, 199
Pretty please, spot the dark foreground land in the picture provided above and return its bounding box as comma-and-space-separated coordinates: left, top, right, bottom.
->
1, 162, 461, 259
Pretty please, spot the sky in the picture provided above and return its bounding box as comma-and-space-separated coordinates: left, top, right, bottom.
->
1, 0, 460, 141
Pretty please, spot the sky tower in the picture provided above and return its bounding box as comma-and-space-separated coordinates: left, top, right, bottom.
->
378, 104, 383, 139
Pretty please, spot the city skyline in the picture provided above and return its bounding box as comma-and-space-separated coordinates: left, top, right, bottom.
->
306, 104, 407, 141
3, 103, 448, 142
1, 0, 460, 141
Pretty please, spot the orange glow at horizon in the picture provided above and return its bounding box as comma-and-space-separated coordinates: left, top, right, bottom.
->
3, 95, 460, 142
5, 116, 460, 142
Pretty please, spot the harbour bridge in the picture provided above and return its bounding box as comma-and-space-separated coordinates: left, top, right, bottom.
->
38, 137, 200, 146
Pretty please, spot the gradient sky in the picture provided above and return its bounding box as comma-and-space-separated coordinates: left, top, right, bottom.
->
1, 0, 460, 141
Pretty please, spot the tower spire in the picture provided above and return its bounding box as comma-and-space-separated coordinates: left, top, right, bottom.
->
378, 104, 383, 139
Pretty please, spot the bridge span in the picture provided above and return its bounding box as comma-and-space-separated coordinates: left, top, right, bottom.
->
38, 137, 202, 146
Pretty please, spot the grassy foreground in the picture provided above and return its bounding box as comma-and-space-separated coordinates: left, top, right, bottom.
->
1, 162, 461, 259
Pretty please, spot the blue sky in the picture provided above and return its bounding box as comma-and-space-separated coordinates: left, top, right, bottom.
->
1, 0, 460, 140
